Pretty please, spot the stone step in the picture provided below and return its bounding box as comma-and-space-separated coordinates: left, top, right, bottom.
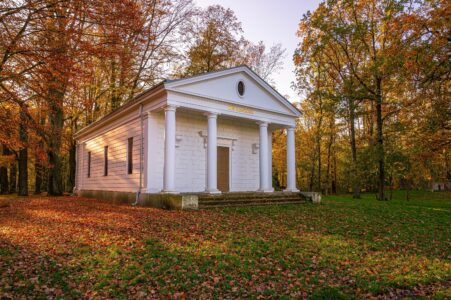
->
199, 200, 307, 209
198, 192, 304, 201
199, 197, 303, 205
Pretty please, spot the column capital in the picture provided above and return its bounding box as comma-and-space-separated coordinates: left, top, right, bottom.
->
204, 111, 220, 118
286, 125, 295, 131
257, 121, 269, 128
164, 105, 177, 112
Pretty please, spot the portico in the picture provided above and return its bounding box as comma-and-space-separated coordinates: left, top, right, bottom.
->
157, 105, 298, 194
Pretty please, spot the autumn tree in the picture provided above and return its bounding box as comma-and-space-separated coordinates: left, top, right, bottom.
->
295, 0, 422, 199
234, 39, 286, 84
183, 5, 242, 75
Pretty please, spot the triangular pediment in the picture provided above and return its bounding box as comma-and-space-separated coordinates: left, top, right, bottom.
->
164, 66, 300, 117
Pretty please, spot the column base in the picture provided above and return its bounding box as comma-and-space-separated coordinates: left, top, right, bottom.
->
258, 188, 274, 193
283, 188, 300, 193
160, 189, 180, 194
205, 189, 222, 194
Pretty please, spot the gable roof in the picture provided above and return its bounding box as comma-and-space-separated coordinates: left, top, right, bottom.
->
165, 65, 301, 116
74, 65, 301, 139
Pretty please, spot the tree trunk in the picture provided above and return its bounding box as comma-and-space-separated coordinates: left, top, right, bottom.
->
34, 159, 42, 194
349, 98, 360, 199
309, 155, 315, 192
110, 59, 120, 111
41, 165, 48, 192
18, 107, 28, 196
35, 114, 45, 194
375, 79, 385, 201
317, 135, 322, 192
67, 140, 76, 192
325, 119, 335, 195
325, 144, 331, 196
332, 140, 337, 194
9, 157, 17, 194
0, 145, 9, 194
389, 172, 393, 201
47, 78, 65, 196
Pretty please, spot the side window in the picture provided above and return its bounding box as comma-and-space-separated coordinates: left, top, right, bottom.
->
87, 151, 91, 178
104, 146, 108, 176
127, 137, 133, 174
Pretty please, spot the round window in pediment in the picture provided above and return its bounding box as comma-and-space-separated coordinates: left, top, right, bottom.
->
237, 81, 245, 97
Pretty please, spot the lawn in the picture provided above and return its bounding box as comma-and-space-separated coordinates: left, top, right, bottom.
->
0, 191, 450, 299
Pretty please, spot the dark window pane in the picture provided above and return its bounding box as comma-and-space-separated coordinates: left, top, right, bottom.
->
238, 81, 245, 96
127, 137, 133, 174
104, 146, 108, 176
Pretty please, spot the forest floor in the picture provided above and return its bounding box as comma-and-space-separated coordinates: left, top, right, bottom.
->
0, 190, 450, 299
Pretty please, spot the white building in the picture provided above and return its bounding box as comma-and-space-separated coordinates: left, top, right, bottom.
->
74, 66, 302, 208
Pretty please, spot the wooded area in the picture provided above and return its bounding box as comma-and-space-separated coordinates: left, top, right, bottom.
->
0, 0, 449, 198
279, 0, 449, 199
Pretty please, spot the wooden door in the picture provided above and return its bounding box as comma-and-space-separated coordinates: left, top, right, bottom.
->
217, 146, 230, 192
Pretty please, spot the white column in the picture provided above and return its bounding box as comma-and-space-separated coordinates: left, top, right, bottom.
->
80, 143, 85, 191
267, 129, 274, 192
146, 112, 153, 192
74, 143, 79, 192
162, 105, 177, 193
284, 126, 299, 192
258, 122, 271, 192
205, 112, 220, 193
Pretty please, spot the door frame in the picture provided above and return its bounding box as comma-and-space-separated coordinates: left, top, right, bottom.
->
203, 134, 234, 192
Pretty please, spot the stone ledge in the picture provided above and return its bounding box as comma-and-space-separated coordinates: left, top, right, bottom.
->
299, 192, 322, 203
76, 189, 321, 209
77, 190, 199, 210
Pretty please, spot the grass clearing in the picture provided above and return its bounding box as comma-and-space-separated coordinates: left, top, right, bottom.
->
0, 191, 450, 298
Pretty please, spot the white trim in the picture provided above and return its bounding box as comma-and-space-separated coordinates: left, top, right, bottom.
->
198, 131, 237, 150
167, 89, 294, 117
74, 87, 165, 140
168, 95, 295, 127
165, 66, 301, 117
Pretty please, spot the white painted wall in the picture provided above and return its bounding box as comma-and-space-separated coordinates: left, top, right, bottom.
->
146, 110, 260, 193
77, 117, 143, 192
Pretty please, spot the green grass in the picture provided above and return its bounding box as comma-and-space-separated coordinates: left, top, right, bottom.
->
0, 190, 449, 298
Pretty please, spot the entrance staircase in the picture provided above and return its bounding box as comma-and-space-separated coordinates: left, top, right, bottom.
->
198, 191, 310, 209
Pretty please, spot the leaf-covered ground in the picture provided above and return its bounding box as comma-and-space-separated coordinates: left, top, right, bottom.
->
0, 191, 450, 299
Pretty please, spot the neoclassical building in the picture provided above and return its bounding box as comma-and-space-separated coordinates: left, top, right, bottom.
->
74, 66, 302, 208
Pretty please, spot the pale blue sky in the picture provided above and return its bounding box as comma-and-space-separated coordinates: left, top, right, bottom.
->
195, 0, 322, 101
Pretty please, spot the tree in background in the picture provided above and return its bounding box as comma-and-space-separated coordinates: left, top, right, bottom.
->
180, 5, 286, 84
291, 0, 449, 198
183, 5, 242, 75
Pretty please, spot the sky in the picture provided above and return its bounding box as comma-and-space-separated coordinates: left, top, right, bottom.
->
195, 0, 322, 101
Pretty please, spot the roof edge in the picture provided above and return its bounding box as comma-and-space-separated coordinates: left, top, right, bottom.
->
74, 81, 165, 140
